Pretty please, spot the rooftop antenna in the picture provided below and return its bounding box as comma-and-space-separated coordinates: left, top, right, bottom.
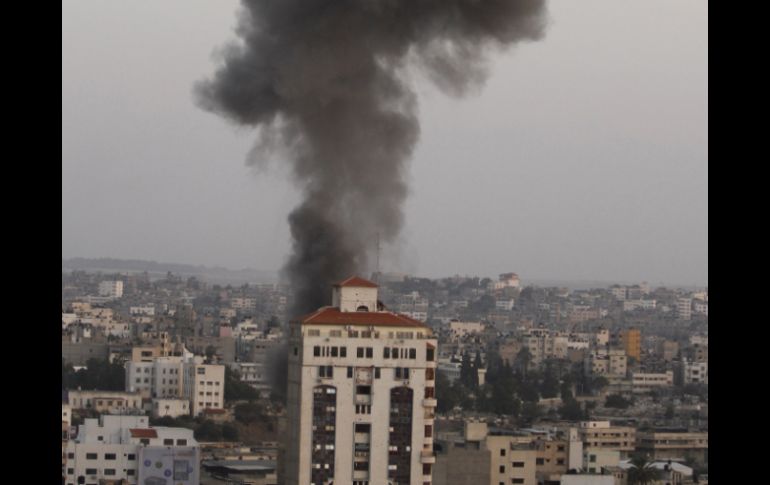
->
375, 232, 381, 282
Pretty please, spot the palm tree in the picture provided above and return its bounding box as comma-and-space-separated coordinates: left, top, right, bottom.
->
627, 455, 662, 485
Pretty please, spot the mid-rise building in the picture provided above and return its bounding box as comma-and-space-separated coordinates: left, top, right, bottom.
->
618, 329, 641, 361
636, 430, 708, 464
98, 280, 124, 299
64, 414, 199, 485
285, 276, 438, 485
578, 421, 636, 458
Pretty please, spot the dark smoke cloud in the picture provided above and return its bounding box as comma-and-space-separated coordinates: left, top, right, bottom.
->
196, 0, 548, 316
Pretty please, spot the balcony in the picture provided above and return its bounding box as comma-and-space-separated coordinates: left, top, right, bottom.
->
355, 395, 372, 406
420, 450, 436, 464
423, 398, 437, 408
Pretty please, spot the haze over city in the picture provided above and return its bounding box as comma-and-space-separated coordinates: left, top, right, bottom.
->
62, 0, 707, 287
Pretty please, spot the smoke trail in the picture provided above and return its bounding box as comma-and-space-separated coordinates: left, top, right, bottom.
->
196, 0, 548, 315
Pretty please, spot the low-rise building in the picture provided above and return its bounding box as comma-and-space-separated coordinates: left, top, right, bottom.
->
67, 390, 144, 414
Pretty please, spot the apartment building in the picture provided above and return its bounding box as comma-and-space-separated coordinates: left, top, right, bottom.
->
578, 421, 636, 458
64, 414, 199, 485
125, 351, 225, 416
630, 371, 674, 393
636, 430, 708, 464
98, 280, 124, 299
285, 276, 438, 485
618, 329, 641, 361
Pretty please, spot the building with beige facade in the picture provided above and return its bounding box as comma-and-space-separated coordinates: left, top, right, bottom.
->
578, 422, 636, 458
285, 276, 438, 485
636, 430, 708, 464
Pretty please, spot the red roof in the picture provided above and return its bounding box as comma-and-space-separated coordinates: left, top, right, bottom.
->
333, 276, 378, 288
299, 307, 427, 328
129, 428, 157, 438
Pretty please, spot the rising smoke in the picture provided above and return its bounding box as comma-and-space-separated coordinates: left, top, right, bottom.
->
196, 0, 548, 316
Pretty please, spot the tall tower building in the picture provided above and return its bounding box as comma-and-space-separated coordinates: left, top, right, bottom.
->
285, 276, 438, 485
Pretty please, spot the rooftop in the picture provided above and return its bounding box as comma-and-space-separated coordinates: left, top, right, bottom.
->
299, 306, 428, 328
333, 276, 378, 288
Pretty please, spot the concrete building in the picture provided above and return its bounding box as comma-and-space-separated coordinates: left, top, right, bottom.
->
152, 398, 190, 418
64, 414, 199, 485
582, 448, 620, 474
630, 371, 674, 393
285, 276, 438, 485
578, 422, 636, 458
98, 280, 124, 299
560, 474, 615, 485
677, 298, 692, 320
68, 390, 143, 414
636, 430, 708, 464
618, 329, 641, 361
680, 359, 708, 385
125, 351, 225, 416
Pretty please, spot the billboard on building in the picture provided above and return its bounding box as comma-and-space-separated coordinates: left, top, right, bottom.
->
138, 446, 200, 485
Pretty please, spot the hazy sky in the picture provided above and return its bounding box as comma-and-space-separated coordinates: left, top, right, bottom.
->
62, 0, 707, 286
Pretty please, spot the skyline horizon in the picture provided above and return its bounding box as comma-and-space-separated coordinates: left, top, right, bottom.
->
61, 255, 708, 289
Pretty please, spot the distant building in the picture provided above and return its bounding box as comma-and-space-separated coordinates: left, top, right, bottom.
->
67, 390, 143, 414
618, 329, 641, 361
98, 280, 124, 299
496, 272, 521, 289
677, 298, 692, 320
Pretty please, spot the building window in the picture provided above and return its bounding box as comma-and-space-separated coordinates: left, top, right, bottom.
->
85, 468, 97, 475
512, 461, 524, 467
513, 479, 525, 484
164, 439, 174, 445
500, 449, 506, 457
357, 347, 364, 358
104, 469, 116, 476
340, 347, 347, 357
127, 454, 136, 460
366, 347, 373, 358
425, 425, 432, 438
499, 465, 505, 473
331, 347, 339, 357
409, 348, 417, 359
375, 367, 381, 379
320, 366, 333, 378
127, 470, 135, 476
536, 458, 544, 465
427, 348, 435, 361
85, 453, 97, 460
67, 453, 74, 459
140, 438, 150, 445
177, 439, 187, 446
104, 453, 116, 460
384, 347, 391, 359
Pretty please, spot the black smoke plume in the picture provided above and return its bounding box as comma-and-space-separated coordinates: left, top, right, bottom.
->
197, 0, 548, 316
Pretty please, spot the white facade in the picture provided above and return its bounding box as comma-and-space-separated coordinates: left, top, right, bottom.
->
286, 278, 438, 485
152, 398, 190, 418
677, 298, 692, 320
125, 353, 225, 416
64, 415, 199, 485
98, 280, 124, 299
496, 299, 515, 311
682, 359, 708, 385
448, 320, 485, 340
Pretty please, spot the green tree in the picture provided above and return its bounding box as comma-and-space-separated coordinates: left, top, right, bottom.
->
558, 398, 584, 421
627, 455, 662, 485
222, 423, 239, 441
194, 420, 223, 442
234, 402, 266, 424
540, 362, 560, 399
605, 394, 632, 409
520, 401, 542, 424
224, 367, 260, 402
